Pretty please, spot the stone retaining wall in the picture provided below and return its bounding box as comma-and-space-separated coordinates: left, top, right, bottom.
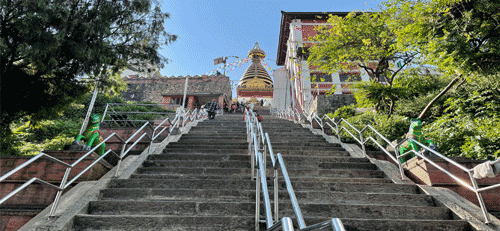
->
316, 94, 356, 117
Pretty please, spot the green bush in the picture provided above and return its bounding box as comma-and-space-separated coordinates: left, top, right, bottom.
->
3, 91, 176, 156
423, 116, 500, 160
337, 112, 409, 148
331, 104, 357, 119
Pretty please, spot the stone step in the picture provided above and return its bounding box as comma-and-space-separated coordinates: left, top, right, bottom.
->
178, 136, 247, 140
147, 153, 370, 163
84, 200, 451, 222
86, 201, 255, 216
289, 182, 419, 194
73, 214, 255, 231
166, 143, 248, 148
162, 149, 248, 154
108, 179, 256, 190
126, 174, 394, 185
134, 167, 387, 178
99, 188, 256, 202
142, 160, 251, 168
280, 203, 453, 220
99, 188, 434, 207
142, 160, 377, 170
303, 218, 470, 231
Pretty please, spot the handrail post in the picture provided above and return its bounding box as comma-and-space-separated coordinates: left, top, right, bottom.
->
49, 167, 71, 217
331, 218, 346, 231
281, 217, 294, 231
255, 156, 261, 231
274, 167, 279, 222
468, 171, 492, 223
114, 143, 127, 177
101, 103, 110, 123
359, 131, 366, 157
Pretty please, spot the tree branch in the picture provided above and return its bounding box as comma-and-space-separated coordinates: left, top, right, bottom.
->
418, 74, 462, 119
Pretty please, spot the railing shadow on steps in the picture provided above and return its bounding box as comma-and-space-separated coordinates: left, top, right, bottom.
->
245, 109, 346, 231
0, 108, 207, 219
276, 108, 500, 224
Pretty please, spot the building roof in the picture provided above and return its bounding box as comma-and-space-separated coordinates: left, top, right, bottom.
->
276, 11, 351, 66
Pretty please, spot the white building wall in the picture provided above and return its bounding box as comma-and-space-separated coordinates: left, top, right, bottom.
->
271, 67, 290, 112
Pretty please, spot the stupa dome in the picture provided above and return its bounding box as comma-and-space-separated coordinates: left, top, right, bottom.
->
238, 42, 273, 89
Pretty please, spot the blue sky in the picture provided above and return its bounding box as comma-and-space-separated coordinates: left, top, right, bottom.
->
157, 0, 384, 97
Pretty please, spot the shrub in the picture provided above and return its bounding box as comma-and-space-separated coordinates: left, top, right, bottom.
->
332, 104, 357, 119
337, 112, 409, 148
423, 115, 500, 160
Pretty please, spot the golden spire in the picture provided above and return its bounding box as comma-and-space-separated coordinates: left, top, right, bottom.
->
238, 42, 273, 89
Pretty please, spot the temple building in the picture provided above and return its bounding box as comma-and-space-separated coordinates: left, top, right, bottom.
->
121, 74, 231, 110
236, 42, 273, 104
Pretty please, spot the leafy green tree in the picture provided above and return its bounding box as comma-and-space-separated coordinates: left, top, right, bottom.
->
384, 0, 500, 119
423, 74, 500, 160
308, 11, 418, 115
0, 0, 177, 154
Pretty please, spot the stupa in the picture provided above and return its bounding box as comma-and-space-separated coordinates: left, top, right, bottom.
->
237, 42, 273, 104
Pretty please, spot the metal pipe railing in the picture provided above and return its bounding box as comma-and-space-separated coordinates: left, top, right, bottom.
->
246, 108, 345, 231
0, 106, 206, 218
288, 108, 499, 224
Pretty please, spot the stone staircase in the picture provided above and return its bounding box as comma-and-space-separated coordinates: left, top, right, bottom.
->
260, 116, 472, 231
69, 113, 474, 230
72, 114, 257, 230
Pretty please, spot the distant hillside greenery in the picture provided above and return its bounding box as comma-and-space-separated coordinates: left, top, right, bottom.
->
3, 93, 174, 156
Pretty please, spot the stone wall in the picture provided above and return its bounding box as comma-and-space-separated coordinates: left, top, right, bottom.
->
122, 75, 231, 103
316, 94, 356, 117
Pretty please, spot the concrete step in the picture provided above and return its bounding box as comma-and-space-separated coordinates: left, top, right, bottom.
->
73, 214, 255, 231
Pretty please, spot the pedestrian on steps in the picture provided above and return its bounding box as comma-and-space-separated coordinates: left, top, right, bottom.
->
205, 99, 220, 120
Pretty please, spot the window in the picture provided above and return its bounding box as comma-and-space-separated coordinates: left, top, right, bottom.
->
339, 73, 361, 82
310, 72, 332, 82
368, 73, 387, 83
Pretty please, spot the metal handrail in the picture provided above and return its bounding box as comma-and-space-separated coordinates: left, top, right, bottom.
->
0, 106, 203, 218
246, 108, 344, 231
290, 108, 500, 224
0, 133, 124, 216
267, 217, 295, 231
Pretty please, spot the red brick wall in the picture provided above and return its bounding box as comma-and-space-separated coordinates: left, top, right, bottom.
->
0, 151, 112, 231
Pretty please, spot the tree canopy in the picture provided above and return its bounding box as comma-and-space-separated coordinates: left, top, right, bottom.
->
0, 0, 177, 152
385, 0, 500, 77
308, 11, 417, 114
